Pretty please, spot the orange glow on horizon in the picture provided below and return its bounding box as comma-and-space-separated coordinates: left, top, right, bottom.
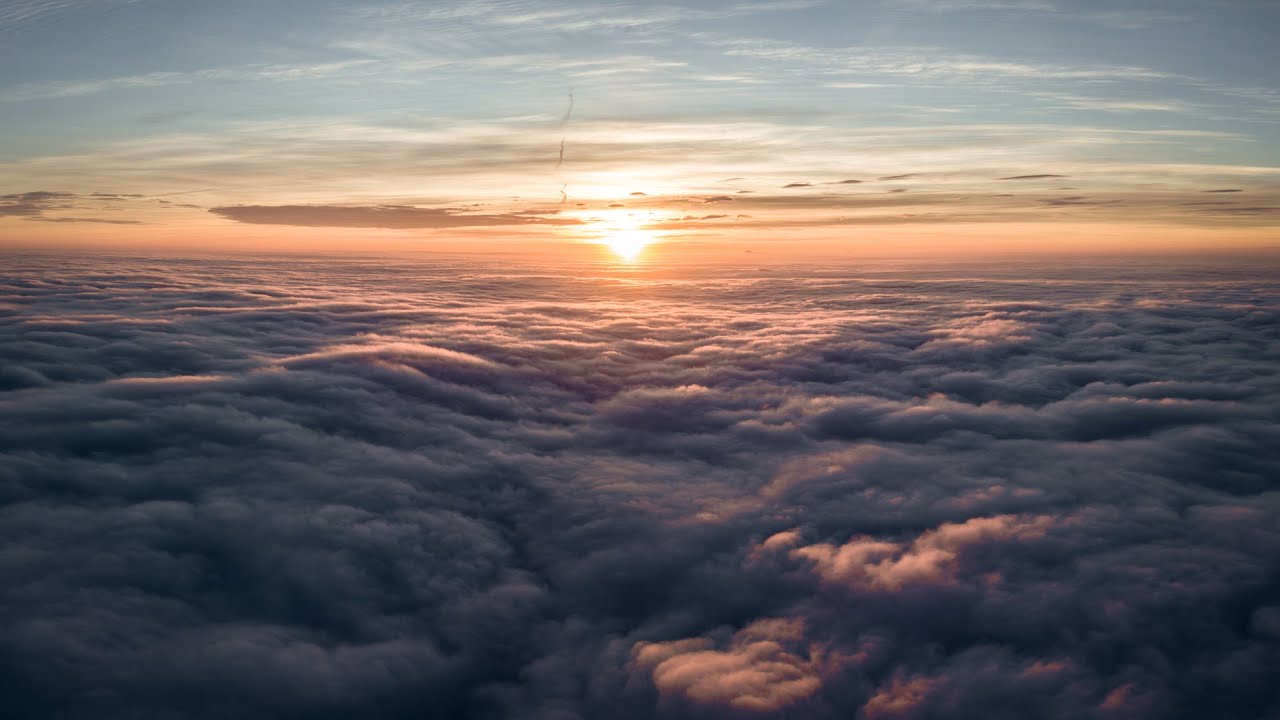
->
4, 214, 1278, 260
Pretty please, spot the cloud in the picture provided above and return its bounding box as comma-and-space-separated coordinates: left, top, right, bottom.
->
710, 37, 1179, 82
357, 0, 827, 36
208, 204, 582, 229
28, 216, 144, 224
999, 174, 1067, 180
1190, 206, 1280, 215
888, 0, 1187, 30
0, 189, 153, 224
862, 675, 939, 719
786, 514, 1055, 591
6, 117, 1276, 235
632, 618, 823, 714
1, 60, 379, 102
0, 190, 75, 216
0, 0, 142, 32
1, 252, 1278, 718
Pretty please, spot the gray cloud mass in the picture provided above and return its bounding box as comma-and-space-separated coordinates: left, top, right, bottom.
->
0, 252, 1278, 719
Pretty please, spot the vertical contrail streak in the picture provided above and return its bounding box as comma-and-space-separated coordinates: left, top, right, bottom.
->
561, 92, 574, 127
557, 92, 574, 202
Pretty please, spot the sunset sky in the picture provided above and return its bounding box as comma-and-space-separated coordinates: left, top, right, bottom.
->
2, 0, 1279, 254
3, 4, 1280, 719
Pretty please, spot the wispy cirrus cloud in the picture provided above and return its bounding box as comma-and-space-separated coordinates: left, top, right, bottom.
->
356, 0, 828, 33
700, 36, 1180, 82
890, 0, 1189, 29
0, 59, 377, 102
0, 0, 144, 31
1032, 91, 1193, 113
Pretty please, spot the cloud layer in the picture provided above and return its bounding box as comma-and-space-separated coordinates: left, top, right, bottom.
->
1, 252, 1278, 719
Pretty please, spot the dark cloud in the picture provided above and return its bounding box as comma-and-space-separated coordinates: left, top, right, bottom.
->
1204, 189, 1244, 193
650, 184, 1280, 229
0, 190, 76, 217
209, 205, 582, 229
1, 251, 1278, 719
999, 174, 1068, 180
0, 190, 167, 224
782, 182, 812, 188
877, 174, 918, 181
1039, 196, 1123, 207
649, 214, 731, 229
1, 191, 76, 202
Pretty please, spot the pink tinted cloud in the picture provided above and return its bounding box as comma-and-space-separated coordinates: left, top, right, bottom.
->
632, 618, 824, 713
863, 676, 940, 719
789, 514, 1054, 591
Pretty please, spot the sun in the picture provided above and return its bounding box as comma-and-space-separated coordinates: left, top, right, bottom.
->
604, 228, 652, 261
584, 210, 660, 262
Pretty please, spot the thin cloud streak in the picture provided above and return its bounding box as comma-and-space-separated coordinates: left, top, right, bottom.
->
209, 204, 582, 229
1, 60, 378, 102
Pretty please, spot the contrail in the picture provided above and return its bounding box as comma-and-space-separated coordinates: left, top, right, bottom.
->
556, 92, 574, 200
560, 92, 574, 127
147, 188, 216, 198
556, 92, 573, 168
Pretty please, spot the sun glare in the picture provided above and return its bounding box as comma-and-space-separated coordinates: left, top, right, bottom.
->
604, 229, 652, 261
583, 210, 660, 262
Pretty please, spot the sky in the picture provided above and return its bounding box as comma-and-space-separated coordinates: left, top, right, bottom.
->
3, 4, 1280, 718
1, 0, 1279, 255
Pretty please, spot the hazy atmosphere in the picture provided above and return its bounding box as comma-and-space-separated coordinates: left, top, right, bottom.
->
2, 2, 1278, 719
